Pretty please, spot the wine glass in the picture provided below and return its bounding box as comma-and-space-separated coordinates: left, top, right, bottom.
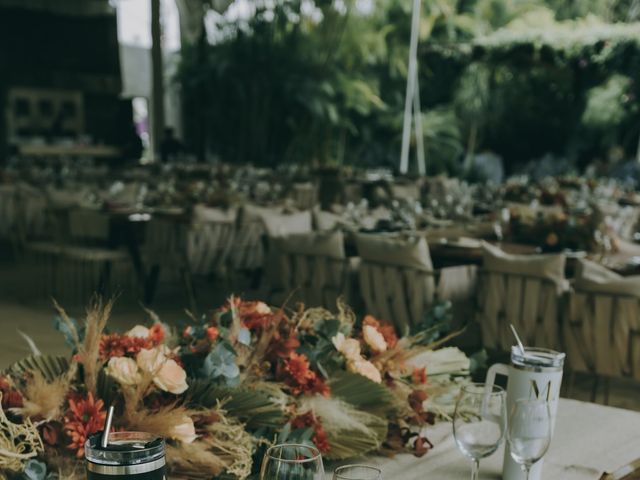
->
260, 443, 324, 480
333, 464, 382, 480
507, 399, 552, 480
453, 383, 507, 480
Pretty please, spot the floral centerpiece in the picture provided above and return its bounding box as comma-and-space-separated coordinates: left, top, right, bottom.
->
0, 297, 469, 479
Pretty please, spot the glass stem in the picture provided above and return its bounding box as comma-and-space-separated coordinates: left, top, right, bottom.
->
525, 466, 531, 480
471, 459, 480, 480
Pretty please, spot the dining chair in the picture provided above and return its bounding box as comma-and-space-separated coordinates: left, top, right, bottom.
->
267, 230, 352, 309
355, 233, 437, 336
475, 243, 566, 353
563, 259, 640, 403
144, 208, 237, 313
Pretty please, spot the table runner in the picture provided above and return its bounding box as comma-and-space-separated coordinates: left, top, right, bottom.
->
326, 399, 640, 479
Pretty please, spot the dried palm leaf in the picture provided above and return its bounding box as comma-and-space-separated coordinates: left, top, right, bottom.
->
5, 355, 70, 384
12, 367, 76, 421
298, 395, 387, 460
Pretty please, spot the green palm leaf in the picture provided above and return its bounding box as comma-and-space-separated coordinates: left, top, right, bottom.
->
185, 379, 285, 429
329, 371, 398, 416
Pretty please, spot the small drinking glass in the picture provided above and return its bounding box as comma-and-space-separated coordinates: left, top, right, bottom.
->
453, 383, 507, 480
507, 399, 552, 480
333, 464, 382, 480
260, 443, 324, 480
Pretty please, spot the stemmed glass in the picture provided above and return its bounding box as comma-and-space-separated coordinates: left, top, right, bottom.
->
507, 399, 552, 480
333, 464, 382, 480
453, 383, 507, 480
260, 443, 325, 480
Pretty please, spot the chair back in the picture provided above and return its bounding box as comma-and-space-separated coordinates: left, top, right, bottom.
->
186, 207, 237, 275
269, 230, 349, 308
144, 217, 187, 268
475, 243, 566, 352
68, 209, 111, 244
355, 234, 436, 336
564, 259, 640, 380
227, 204, 268, 271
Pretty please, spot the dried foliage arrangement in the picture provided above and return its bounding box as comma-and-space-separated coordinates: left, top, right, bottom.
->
0, 296, 470, 478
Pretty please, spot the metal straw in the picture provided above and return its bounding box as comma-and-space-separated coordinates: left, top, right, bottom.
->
101, 405, 114, 448
510, 323, 527, 357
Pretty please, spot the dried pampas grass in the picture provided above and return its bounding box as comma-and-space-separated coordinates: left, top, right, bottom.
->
299, 395, 379, 436
54, 297, 113, 397
166, 441, 227, 478
121, 403, 198, 442
13, 367, 76, 421
80, 298, 113, 396
166, 408, 253, 479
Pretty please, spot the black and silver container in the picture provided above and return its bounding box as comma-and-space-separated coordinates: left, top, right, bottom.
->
85, 432, 166, 480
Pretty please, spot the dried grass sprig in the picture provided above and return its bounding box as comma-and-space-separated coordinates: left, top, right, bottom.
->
78, 297, 114, 396
12, 365, 77, 422
120, 402, 199, 442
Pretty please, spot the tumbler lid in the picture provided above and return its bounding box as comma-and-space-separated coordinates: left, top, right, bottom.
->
85, 431, 165, 466
511, 347, 565, 370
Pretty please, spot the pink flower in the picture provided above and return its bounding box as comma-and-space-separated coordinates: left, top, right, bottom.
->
154, 359, 188, 394
332, 333, 361, 361
126, 325, 151, 338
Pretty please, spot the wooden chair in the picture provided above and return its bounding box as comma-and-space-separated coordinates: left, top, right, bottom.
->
267, 230, 352, 309
563, 259, 640, 403
355, 234, 437, 336
475, 270, 563, 352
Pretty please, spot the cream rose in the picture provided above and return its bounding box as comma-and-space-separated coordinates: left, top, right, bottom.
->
254, 301, 271, 315
136, 347, 167, 374
126, 325, 150, 338
363, 325, 387, 353
332, 333, 361, 361
170, 415, 197, 444
348, 358, 382, 383
153, 359, 188, 394
106, 357, 141, 386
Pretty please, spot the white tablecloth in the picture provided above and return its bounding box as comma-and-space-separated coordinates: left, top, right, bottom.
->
326, 398, 640, 479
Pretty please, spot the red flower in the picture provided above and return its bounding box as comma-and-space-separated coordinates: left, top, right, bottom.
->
267, 327, 300, 361
291, 412, 330, 454
63, 393, 107, 458
182, 326, 193, 338
0, 377, 23, 410
206, 326, 219, 342
99, 334, 154, 360
281, 353, 330, 397
363, 315, 398, 349
221, 298, 274, 331
411, 367, 427, 385
149, 323, 165, 343
41, 422, 62, 446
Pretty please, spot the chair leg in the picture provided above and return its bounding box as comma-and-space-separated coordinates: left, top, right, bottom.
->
144, 265, 161, 305
98, 261, 112, 297
604, 377, 611, 406
181, 267, 198, 315
591, 375, 600, 403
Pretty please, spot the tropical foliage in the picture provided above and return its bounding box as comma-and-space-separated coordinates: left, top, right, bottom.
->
178, 0, 640, 173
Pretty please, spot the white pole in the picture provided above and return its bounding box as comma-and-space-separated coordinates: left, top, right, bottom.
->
413, 69, 426, 175
399, 0, 422, 174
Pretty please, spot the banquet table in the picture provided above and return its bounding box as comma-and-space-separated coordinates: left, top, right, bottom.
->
326, 399, 640, 479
